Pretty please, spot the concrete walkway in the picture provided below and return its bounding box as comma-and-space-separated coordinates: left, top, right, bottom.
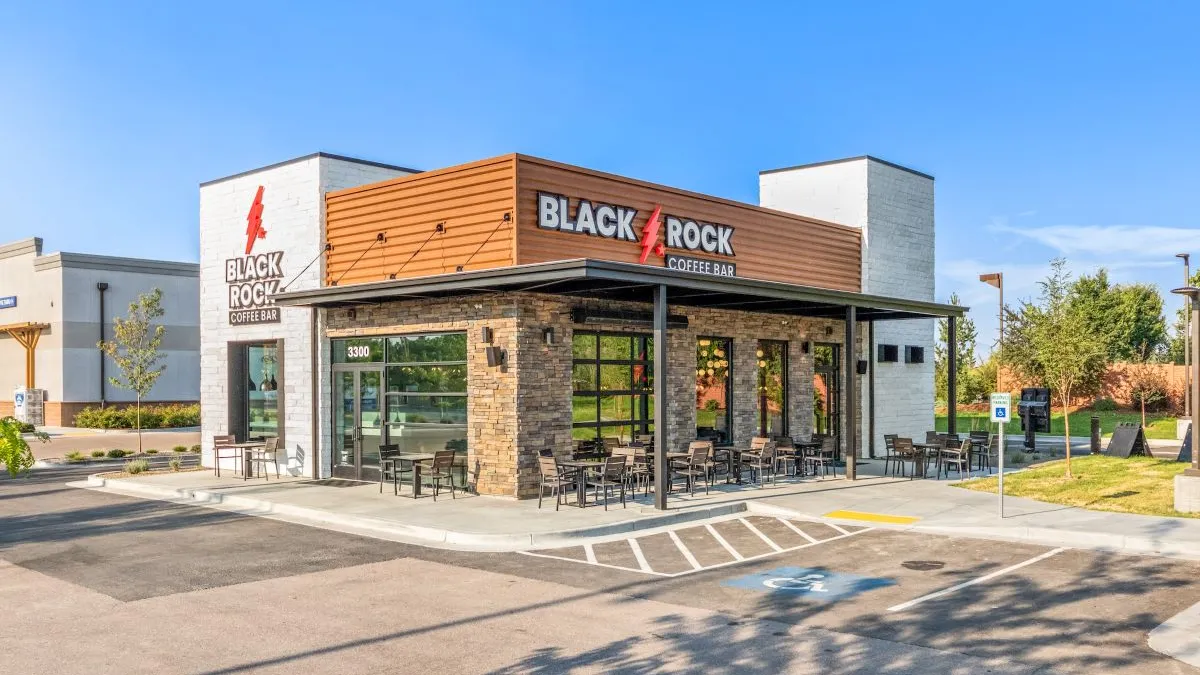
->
78, 470, 780, 550
73, 457, 1200, 561
755, 467, 1200, 560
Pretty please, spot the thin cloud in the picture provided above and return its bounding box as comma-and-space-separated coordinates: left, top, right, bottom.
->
990, 223, 1200, 260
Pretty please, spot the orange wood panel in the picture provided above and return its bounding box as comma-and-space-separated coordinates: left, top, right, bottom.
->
513, 155, 862, 291
325, 155, 518, 285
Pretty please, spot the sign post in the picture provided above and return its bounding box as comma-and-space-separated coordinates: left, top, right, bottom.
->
990, 392, 1011, 518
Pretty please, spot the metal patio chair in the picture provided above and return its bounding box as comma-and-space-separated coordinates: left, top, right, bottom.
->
882, 434, 901, 477
537, 455, 576, 510
212, 434, 237, 477
586, 455, 628, 509
806, 436, 838, 479
672, 443, 712, 495
421, 450, 457, 500
743, 440, 777, 488
246, 436, 282, 480
379, 443, 408, 495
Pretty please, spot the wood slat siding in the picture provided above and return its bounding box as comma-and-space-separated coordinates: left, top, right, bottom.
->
324, 153, 862, 292
513, 155, 862, 291
324, 155, 518, 285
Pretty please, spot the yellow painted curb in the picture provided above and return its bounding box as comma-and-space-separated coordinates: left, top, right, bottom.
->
823, 509, 920, 525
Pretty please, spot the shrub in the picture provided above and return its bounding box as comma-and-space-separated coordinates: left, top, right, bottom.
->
0, 417, 46, 477
172, 445, 187, 453
146, 449, 159, 455
91, 450, 106, 458
169, 458, 182, 472
72, 403, 200, 429
64, 451, 86, 463
1, 416, 36, 434
1092, 398, 1118, 412
124, 459, 150, 475
189, 444, 201, 453
106, 448, 129, 459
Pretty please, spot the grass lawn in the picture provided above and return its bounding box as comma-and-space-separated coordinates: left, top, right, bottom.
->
955, 455, 1192, 518
935, 410, 1177, 439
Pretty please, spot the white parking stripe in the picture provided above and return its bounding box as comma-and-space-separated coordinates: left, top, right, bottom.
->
777, 517, 820, 544
668, 530, 702, 570
826, 522, 851, 536
705, 523, 744, 560
516, 518, 873, 578
628, 538, 653, 574
887, 547, 1068, 612
739, 517, 783, 552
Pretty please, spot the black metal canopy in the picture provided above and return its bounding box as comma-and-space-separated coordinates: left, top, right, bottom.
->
272, 258, 964, 321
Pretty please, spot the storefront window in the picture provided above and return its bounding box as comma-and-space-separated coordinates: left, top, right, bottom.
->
572, 331, 653, 442
245, 342, 279, 439
756, 340, 787, 437
696, 337, 732, 444
383, 333, 468, 455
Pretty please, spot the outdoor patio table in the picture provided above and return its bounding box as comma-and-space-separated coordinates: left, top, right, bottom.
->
912, 443, 940, 478
223, 441, 265, 480
395, 453, 436, 498
558, 458, 602, 507
794, 441, 822, 477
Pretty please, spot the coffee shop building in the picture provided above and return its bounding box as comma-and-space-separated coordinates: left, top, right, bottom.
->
198, 152, 962, 502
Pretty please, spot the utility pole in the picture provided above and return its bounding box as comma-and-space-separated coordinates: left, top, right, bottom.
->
979, 272, 1004, 391
1179, 254, 1191, 420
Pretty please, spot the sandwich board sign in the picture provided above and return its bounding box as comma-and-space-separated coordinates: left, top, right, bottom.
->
1105, 422, 1151, 458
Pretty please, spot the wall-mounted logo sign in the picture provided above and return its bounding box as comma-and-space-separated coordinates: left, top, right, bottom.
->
245, 185, 267, 254
0, 296, 15, 310
536, 192, 737, 278
227, 186, 283, 325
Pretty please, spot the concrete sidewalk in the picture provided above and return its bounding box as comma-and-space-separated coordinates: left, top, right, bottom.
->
74, 458, 1200, 559
78, 470, 769, 550
754, 471, 1200, 560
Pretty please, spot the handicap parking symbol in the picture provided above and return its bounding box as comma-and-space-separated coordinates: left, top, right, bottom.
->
722, 566, 894, 601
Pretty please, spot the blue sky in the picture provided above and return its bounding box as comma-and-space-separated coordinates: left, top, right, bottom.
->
3, 1, 1199, 356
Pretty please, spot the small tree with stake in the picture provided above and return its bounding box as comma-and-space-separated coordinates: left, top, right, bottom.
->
1002, 259, 1108, 478
98, 288, 167, 455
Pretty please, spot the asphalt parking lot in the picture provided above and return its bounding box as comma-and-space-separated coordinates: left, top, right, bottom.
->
2, 466, 1199, 674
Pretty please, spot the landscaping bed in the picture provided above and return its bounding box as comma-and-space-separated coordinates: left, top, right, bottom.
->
936, 409, 1177, 439
955, 455, 1193, 518
97, 466, 205, 479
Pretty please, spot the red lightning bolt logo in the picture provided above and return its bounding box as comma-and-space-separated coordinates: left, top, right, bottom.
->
244, 185, 266, 254
639, 205, 666, 264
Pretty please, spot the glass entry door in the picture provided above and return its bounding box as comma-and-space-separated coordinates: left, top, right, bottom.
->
332, 368, 383, 481
813, 343, 840, 437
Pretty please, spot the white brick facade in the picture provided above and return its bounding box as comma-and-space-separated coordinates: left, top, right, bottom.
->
760, 157, 936, 455
198, 154, 412, 476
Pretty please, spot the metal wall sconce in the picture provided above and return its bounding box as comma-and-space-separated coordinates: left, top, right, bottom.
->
543, 327, 555, 345
481, 327, 493, 344
801, 341, 811, 354
485, 345, 505, 367
347, 308, 357, 321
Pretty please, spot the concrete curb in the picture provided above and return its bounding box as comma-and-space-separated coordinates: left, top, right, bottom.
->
746, 502, 1200, 561
1149, 601, 1200, 667
77, 474, 747, 552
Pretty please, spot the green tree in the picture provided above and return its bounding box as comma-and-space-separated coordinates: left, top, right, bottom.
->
1001, 259, 1109, 478
1070, 269, 1167, 360
98, 288, 167, 454
0, 416, 49, 478
934, 294, 979, 403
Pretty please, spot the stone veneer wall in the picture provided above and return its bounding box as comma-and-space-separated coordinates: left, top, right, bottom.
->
326, 291, 868, 499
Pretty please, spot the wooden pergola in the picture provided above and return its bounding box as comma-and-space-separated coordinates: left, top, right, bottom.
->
0, 322, 50, 388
